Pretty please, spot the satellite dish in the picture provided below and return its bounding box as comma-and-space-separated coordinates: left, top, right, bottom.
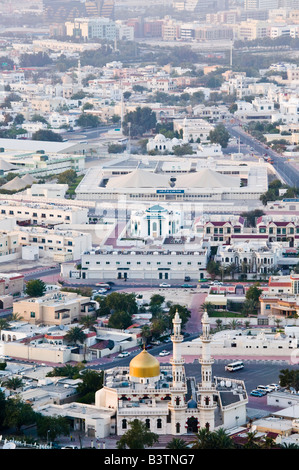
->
3, 442, 16, 449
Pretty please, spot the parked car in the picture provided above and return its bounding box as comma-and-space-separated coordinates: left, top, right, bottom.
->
256, 385, 272, 394
118, 351, 130, 358
184, 276, 191, 282
159, 282, 171, 288
250, 390, 266, 397
211, 281, 223, 285
181, 283, 196, 288
159, 350, 170, 356
200, 284, 210, 288
61, 445, 79, 449
267, 384, 280, 391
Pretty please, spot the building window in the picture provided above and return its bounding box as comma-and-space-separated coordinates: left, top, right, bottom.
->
30, 312, 35, 318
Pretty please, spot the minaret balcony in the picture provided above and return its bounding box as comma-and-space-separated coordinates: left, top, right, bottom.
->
171, 335, 183, 342
170, 358, 185, 365
197, 403, 217, 410
198, 358, 214, 365
197, 383, 216, 391
200, 336, 212, 342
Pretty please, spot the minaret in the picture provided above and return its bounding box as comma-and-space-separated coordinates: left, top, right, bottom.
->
77, 59, 82, 89
170, 309, 185, 387
197, 310, 217, 431
168, 310, 187, 435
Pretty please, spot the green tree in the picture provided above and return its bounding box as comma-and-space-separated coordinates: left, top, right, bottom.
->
168, 304, 191, 331
108, 143, 126, 154
79, 314, 96, 331
57, 169, 77, 185
76, 113, 100, 128
245, 283, 263, 303
123, 107, 156, 137
64, 327, 86, 346
32, 129, 63, 142
206, 260, 220, 280
0, 317, 11, 337
209, 123, 230, 148
173, 143, 194, 156
46, 364, 84, 379
150, 294, 165, 307
116, 419, 159, 449
191, 428, 235, 449
166, 438, 189, 449
76, 370, 104, 404
141, 324, 152, 345
4, 397, 36, 433
3, 377, 23, 390
108, 310, 132, 330
36, 414, 70, 442
25, 279, 46, 297
104, 292, 138, 316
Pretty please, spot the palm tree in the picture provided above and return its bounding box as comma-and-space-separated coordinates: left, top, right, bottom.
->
166, 438, 189, 449
0, 318, 10, 340
141, 324, 151, 346
79, 315, 96, 331
228, 319, 242, 330
243, 431, 260, 449
215, 319, 223, 331
9, 312, 24, 322
3, 377, 23, 390
64, 327, 86, 346
280, 442, 299, 449
213, 428, 235, 449
200, 302, 215, 315
191, 428, 211, 449
274, 318, 282, 330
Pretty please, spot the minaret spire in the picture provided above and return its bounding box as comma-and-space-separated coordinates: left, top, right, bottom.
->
197, 310, 217, 431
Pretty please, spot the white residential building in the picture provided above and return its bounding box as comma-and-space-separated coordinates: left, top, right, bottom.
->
17, 226, 92, 262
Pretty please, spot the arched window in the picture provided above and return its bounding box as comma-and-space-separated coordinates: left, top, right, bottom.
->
176, 422, 180, 434
122, 419, 127, 429
205, 422, 210, 431
145, 419, 150, 429
157, 418, 162, 429
175, 396, 180, 406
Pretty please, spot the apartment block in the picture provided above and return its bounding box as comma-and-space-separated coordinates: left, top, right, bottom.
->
0, 201, 88, 226
62, 245, 210, 281
18, 227, 92, 262
13, 291, 96, 326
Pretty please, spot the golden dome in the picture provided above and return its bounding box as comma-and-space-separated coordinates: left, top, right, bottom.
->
129, 349, 160, 378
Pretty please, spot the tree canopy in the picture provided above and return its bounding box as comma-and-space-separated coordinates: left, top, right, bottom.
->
25, 279, 46, 297
123, 107, 157, 137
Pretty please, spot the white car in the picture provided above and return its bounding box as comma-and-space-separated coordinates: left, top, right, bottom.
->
267, 384, 280, 391
159, 350, 170, 356
118, 351, 130, 358
159, 283, 171, 288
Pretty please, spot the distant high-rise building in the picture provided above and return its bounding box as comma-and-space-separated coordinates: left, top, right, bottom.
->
244, 0, 278, 8
174, 0, 228, 13
85, 0, 114, 19
43, 0, 87, 22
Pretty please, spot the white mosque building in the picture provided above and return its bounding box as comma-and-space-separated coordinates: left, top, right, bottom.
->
37, 311, 248, 439
95, 311, 248, 436
130, 204, 183, 239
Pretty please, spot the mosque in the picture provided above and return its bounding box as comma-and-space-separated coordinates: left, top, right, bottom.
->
95, 311, 248, 436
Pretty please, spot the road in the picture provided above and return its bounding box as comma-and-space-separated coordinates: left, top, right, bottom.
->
61, 125, 117, 142
225, 122, 299, 188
